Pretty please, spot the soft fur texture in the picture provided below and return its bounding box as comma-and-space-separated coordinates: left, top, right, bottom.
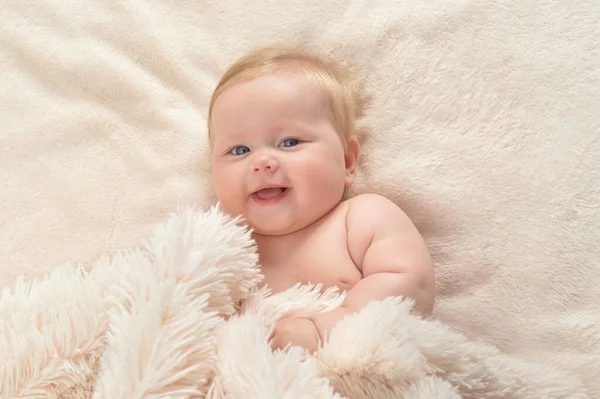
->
0, 207, 590, 398
1, 0, 599, 396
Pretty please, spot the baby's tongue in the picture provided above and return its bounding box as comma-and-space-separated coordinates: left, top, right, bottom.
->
256, 187, 284, 199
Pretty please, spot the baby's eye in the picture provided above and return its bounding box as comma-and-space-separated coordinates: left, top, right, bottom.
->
230, 145, 250, 156
279, 138, 299, 148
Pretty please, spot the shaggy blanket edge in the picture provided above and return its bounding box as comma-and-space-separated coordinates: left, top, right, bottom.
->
0, 206, 590, 399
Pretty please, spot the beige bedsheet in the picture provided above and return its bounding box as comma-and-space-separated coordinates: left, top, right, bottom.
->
1, 0, 599, 395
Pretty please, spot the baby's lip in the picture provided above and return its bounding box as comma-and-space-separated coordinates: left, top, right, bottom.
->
251, 184, 288, 194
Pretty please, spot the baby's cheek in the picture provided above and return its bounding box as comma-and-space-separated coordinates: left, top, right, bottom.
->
212, 179, 238, 211
217, 187, 240, 208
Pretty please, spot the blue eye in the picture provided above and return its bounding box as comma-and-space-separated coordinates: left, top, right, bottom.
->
230, 145, 250, 156
280, 138, 299, 148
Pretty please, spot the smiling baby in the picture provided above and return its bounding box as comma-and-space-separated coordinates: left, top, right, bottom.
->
208, 46, 435, 353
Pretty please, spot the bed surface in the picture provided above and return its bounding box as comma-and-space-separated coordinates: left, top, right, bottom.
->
1, 0, 599, 394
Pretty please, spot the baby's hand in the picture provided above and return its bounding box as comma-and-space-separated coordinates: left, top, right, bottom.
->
270, 317, 320, 354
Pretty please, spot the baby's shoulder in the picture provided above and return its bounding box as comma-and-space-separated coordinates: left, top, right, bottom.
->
345, 193, 402, 217
345, 193, 396, 206
344, 193, 413, 233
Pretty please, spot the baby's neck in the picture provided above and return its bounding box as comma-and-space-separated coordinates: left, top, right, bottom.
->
252, 227, 307, 250
250, 201, 344, 262
251, 219, 321, 265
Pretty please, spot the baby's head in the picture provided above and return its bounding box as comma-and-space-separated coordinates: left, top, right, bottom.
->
208, 47, 360, 236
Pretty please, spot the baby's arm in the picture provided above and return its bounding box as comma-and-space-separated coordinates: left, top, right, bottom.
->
311, 193, 436, 339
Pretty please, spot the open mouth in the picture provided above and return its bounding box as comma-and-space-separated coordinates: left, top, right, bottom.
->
252, 187, 289, 204
254, 187, 287, 199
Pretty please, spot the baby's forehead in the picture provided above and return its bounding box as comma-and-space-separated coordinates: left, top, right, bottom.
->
218, 74, 331, 111
209, 62, 347, 146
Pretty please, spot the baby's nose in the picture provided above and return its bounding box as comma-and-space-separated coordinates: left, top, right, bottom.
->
252, 155, 279, 173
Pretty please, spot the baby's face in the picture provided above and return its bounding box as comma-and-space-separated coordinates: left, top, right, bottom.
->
210, 74, 354, 235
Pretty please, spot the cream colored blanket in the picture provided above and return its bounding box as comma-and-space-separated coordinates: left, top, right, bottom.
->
0, 207, 590, 398
1, 0, 599, 396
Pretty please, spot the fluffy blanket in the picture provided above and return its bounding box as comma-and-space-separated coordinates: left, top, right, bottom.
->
0, 207, 589, 398
2, 0, 599, 396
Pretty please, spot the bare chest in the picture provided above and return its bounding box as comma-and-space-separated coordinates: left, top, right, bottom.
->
256, 209, 362, 294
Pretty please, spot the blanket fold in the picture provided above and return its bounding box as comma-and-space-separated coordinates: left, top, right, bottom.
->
0, 207, 589, 398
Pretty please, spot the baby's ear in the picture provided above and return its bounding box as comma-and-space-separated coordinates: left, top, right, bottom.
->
344, 136, 360, 187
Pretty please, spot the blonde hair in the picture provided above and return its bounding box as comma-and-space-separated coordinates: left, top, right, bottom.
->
207, 46, 358, 150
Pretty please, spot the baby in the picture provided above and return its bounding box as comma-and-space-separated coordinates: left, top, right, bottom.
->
208, 47, 435, 353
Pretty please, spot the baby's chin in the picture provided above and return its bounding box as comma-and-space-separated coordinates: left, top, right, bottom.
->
249, 224, 301, 237
243, 204, 332, 237
248, 217, 315, 237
